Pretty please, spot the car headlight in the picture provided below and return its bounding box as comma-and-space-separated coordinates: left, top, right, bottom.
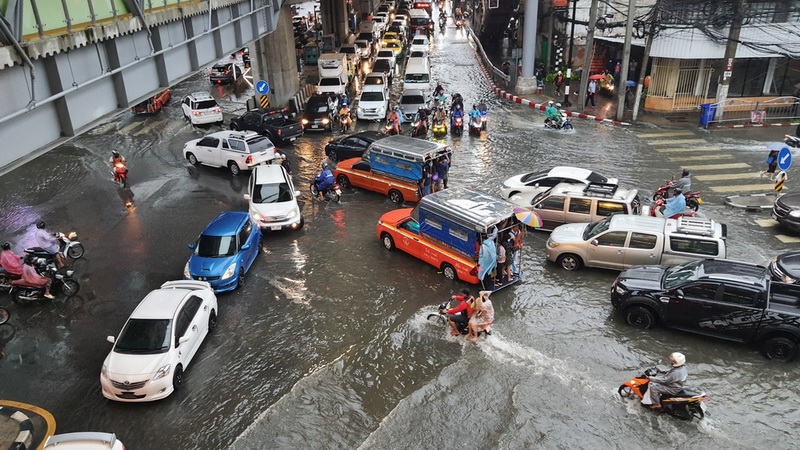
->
614, 285, 627, 295
152, 364, 171, 381
790, 210, 800, 218
783, 274, 797, 283
322, 118, 330, 125
358, 107, 364, 113
287, 207, 299, 219
301, 118, 309, 125
101, 364, 108, 378
184, 262, 191, 279
251, 212, 264, 222
222, 262, 237, 279
546, 238, 558, 248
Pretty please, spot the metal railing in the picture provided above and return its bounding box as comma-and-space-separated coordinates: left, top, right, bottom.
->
466, 27, 510, 91
713, 96, 800, 126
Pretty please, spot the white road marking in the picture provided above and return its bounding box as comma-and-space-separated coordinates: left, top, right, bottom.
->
695, 173, 760, 181
670, 154, 733, 161
119, 122, 141, 134
776, 235, 800, 243
683, 163, 752, 171
646, 139, 707, 146
654, 146, 720, 153
708, 184, 777, 193
637, 131, 696, 138
754, 219, 778, 227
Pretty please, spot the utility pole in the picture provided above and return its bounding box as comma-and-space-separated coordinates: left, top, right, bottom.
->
578, 0, 599, 109
714, 0, 745, 121
563, 0, 577, 107
615, 0, 636, 121
632, 0, 660, 122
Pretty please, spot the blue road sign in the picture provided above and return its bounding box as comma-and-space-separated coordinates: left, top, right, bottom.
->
779, 146, 792, 171
256, 80, 269, 95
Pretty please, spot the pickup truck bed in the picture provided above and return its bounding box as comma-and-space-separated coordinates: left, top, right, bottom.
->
230, 109, 303, 144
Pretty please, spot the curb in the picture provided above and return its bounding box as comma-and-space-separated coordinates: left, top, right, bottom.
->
710, 122, 800, 129
467, 30, 631, 127
0, 406, 32, 450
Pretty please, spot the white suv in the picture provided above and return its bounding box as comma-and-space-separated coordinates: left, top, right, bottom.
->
357, 85, 389, 120
181, 92, 223, 125
183, 130, 278, 175
244, 164, 304, 231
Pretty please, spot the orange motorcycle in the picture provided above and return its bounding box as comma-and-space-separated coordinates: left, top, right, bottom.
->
618, 368, 708, 420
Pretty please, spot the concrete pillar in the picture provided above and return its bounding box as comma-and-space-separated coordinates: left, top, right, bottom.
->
516, 0, 539, 94
320, 0, 349, 47
252, 6, 300, 108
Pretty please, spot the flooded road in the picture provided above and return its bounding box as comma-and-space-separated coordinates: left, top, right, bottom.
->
0, 10, 798, 450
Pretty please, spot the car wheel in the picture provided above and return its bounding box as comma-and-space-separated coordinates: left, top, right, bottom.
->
337, 174, 350, 188
208, 310, 217, 332
388, 189, 403, 204
625, 306, 656, 329
228, 161, 241, 176
328, 152, 338, 163
0, 308, 8, 325
557, 254, 581, 271
381, 232, 395, 250
173, 364, 184, 391
761, 336, 799, 362
237, 268, 245, 288
441, 263, 457, 280
187, 153, 199, 166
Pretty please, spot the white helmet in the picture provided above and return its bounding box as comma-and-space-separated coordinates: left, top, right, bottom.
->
670, 352, 686, 367
547, 100, 554, 106
555, 102, 562, 108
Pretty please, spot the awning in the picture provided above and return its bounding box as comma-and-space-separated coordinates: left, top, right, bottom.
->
593, 36, 646, 48
650, 23, 800, 59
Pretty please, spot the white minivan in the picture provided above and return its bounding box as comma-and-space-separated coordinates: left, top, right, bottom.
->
245, 164, 303, 231
403, 57, 431, 93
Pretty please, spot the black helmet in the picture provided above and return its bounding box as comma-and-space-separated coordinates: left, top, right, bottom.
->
36, 221, 45, 229
460, 288, 471, 297
473, 104, 477, 109
682, 168, 690, 177
2, 242, 10, 251
673, 187, 682, 195
112, 150, 120, 157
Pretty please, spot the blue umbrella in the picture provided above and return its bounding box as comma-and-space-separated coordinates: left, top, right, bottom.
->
767, 142, 787, 151
626, 80, 636, 87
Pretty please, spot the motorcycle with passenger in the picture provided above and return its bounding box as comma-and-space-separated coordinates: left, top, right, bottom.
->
652, 178, 702, 211
411, 112, 429, 138
431, 116, 447, 137
618, 367, 708, 420
427, 299, 492, 337
384, 117, 399, 136
649, 198, 698, 218
544, 112, 573, 131
10, 261, 80, 306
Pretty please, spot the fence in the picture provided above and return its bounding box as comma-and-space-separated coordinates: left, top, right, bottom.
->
466, 28, 511, 91
707, 96, 800, 127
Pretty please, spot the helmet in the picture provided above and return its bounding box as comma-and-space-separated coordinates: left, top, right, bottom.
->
460, 288, 471, 297
672, 188, 682, 195
111, 150, 119, 157
2, 242, 10, 251
547, 101, 554, 106
418, 106, 424, 111
670, 352, 686, 367
280, 154, 287, 160
472, 104, 477, 109
36, 221, 45, 229
555, 103, 562, 108
394, 105, 400, 111
322, 162, 329, 169
682, 168, 690, 177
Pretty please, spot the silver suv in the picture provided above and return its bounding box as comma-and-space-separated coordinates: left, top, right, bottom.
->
530, 182, 640, 231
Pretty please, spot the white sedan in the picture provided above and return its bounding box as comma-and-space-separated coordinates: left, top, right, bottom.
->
183, 130, 278, 176
500, 166, 618, 200
100, 280, 218, 402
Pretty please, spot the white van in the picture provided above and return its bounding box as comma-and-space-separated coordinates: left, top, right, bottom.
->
318, 53, 351, 87
403, 57, 431, 93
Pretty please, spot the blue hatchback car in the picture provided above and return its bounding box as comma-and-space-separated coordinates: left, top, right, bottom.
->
184, 211, 261, 292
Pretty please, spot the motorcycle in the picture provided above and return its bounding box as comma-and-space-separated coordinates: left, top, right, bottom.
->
544, 113, 573, 131
24, 231, 85, 262
426, 299, 491, 337
468, 115, 482, 135
450, 115, 464, 136
0, 305, 8, 324
455, 16, 463, 29
338, 112, 352, 133
439, 16, 446, 32
113, 161, 128, 187
785, 134, 800, 148
652, 179, 702, 211
10, 265, 80, 306
385, 118, 399, 136
0, 267, 21, 293
649, 197, 698, 218
310, 182, 342, 203
411, 116, 429, 138
618, 367, 708, 421
431, 117, 447, 137
478, 106, 488, 130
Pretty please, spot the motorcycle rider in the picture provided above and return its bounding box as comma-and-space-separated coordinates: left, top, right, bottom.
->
439, 288, 475, 336
433, 105, 447, 126
432, 82, 445, 98
34, 221, 64, 268
451, 104, 464, 129
386, 106, 402, 135
338, 93, 351, 109
1, 242, 23, 277
338, 103, 352, 131
451, 93, 464, 112
414, 106, 429, 133
671, 169, 692, 197
662, 188, 687, 219
468, 104, 481, 128
642, 352, 688, 409
313, 162, 335, 200
109, 150, 126, 166
544, 100, 560, 127
21, 255, 54, 299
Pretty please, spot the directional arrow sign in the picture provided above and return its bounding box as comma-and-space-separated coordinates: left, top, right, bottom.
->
255, 80, 269, 95
779, 146, 792, 171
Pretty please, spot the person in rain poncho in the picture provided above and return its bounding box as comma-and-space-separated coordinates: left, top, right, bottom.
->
478, 236, 497, 288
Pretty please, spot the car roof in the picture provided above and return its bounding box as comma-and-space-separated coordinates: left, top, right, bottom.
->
187, 92, 215, 101
402, 89, 426, 97
549, 182, 637, 200
253, 164, 288, 184
44, 432, 121, 450
201, 211, 249, 236
416, 187, 518, 233
205, 130, 261, 141
308, 94, 333, 105
132, 286, 196, 319
696, 259, 767, 285
546, 166, 597, 179
608, 214, 667, 233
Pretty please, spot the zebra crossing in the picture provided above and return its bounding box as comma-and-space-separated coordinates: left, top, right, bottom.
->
638, 129, 800, 243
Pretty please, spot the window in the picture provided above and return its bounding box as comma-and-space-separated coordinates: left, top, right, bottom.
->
669, 238, 720, 256
246, 136, 274, 153
405, 73, 430, 83
198, 137, 219, 148
228, 139, 246, 152
361, 91, 385, 102
183, 296, 203, 319
721, 285, 758, 306
253, 182, 292, 204
596, 231, 627, 247
196, 100, 218, 109
629, 232, 657, 249
195, 234, 236, 257
449, 227, 468, 241
426, 217, 442, 230
538, 196, 565, 211
597, 201, 625, 216
683, 282, 721, 301
568, 198, 592, 214
174, 311, 191, 345
400, 220, 420, 234
238, 222, 252, 249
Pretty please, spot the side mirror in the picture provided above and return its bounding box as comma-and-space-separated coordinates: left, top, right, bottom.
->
243, 194, 251, 200
534, 182, 540, 188
590, 239, 599, 246
107, 336, 115, 344
187, 243, 195, 250
241, 243, 250, 250
179, 336, 190, 345
676, 289, 684, 298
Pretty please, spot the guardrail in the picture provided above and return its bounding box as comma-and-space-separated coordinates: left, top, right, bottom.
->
706, 96, 800, 128
466, 27, 510, 91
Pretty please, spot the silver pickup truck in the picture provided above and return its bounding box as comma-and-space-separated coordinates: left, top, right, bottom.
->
545, 215, 727, 271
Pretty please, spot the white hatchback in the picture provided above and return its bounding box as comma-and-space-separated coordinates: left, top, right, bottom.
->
500, 166, 619, 200
100, 280, 218, 402
245, 164, 304, 231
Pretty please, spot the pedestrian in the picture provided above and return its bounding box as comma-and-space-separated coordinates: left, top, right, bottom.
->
435, 155, 450, 191
554, 71, 564, 96
586, 79, 597, 107
629, 60, 639, 80
760, 149, 779, 180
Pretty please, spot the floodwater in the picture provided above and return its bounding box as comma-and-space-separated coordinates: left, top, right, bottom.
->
0, 7, 797, 450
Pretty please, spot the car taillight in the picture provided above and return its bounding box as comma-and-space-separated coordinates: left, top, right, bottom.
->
214, 107, 221, 112
225, 69, 230, 74
246, 155, 253, 165
277, 129, 282, 136
192, 111, 201, 115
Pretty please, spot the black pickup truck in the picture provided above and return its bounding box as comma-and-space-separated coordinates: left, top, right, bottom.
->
229, 108, 303, 144
610, 259, 800, 362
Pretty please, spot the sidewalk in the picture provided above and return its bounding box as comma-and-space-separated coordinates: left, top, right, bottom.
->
0, 401, 56, 449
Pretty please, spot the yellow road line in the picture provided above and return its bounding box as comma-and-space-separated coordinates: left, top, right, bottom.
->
776, 234, 800, 243
0, 400, 56, 450
754, 219, 778, 227
684, 163, 752, 171
695, 173, 760, 181
637, 131, 696, 138
708, 184, 777, 193
670, 154, 733, 161
118, 122, 141, 134
646, 139, 707, 146
654, 146, 720, 153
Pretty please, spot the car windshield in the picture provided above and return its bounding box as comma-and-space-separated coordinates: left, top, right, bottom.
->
401, 95, 425, 104
377, 51, 394, 58
583, 216, 613, 240
246, 136, 275, 153
410, 51, 426, 57
309, 102, 329, 113
114, 319, 171, 354
520, 170, 549, 183
586, 172, 609, 183
361, 91, 385, 102
253, 182, 293, 203
195, 100, 218, 109
341, 47, 355, 54
320, 78, 343, 86
663, 260, 703, 289
405, 73, 429, 82
195, 234, 236, 257
365, 77, 384, 85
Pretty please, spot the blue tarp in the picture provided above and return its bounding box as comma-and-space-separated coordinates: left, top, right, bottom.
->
418, 210, 477, 257
370, 153, 423, 180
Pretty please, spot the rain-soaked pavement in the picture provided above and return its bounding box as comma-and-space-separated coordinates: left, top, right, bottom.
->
1, 7, 799, 450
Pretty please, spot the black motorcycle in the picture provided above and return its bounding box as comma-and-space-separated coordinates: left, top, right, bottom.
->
427, 300, 491, 337
10, 266, 80, 306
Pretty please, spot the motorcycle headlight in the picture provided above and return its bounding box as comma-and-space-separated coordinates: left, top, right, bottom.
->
222, 262, 237, 280
183, 262, 191, 279
790, 210, 800, 218
152, 364, 171, 381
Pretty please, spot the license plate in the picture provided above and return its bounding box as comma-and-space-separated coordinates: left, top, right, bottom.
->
696, 197, 703, 204
289, 137, 296, 141
335, 189, 342, 195
270, 226, 281, 231
311, 125, 319, 129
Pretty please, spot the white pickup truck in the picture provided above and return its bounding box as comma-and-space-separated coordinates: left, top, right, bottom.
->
183, 130, 278, 176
